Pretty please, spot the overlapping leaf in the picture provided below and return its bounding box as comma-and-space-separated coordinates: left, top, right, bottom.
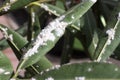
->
34, 62, 120, 80
17, 0, 97, 69
93, 2, 120, 61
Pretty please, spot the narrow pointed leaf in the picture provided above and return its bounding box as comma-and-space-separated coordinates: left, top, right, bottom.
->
93, 2, 120, 61
81, 9, 98, 59
17, 0, 96, 69
34, 62, 120, 80
0, 24, 27, 59
27, 8, 41, 42
61, 30, 74, 65
0, 26, 26, 50
37, 3, 81, 30
0, 25, 52, 76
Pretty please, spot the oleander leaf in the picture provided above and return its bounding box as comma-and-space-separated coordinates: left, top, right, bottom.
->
0, 24, 52, 76
27, 8, 41, 42
0, 24, 27, 59
0, 23, 27, 50
81, 9, 98, 59
33, 62, 120, 80
93, 2, 120, 61
18, 0, 97, 69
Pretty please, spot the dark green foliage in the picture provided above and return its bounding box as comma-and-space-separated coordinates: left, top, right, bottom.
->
35, 62, 120, 80
0, 0, 120, 80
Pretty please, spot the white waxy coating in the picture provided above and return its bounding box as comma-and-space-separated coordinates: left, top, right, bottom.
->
9, 34, 13, 41
91, 0, 97, 2
118, 12, 120, 20
23, 15, 68, 58
106, 28, 115, 45
71, 15, 75, 19
88, 68, 92, 72
75, 76, 85, 80
4, 72, 10, 75
32, 12, 35, 23
45, 77, 54, 80
10, 0, 16, 3
0, 68, 5, 74
31, 77, 36, 80
3, 3, 11, 12
40, 4, 49, 11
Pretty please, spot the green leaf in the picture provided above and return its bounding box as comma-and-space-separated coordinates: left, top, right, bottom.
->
27, 8, 41, 42
0, 26, 27, 50
34, 2, 65, 16
60, 29, 74, 65
0, 24, 27, 59
93, 2, 120, 61
18, 0, 96, 69
0, 0, 38, 15
35, 3, 80, 30
34, 62, 120, 80
81, 9, 98, 59
94, 19, 120, 62
45, 3, 81, 30
0, 51, 13, 80
0, 25, 52, 77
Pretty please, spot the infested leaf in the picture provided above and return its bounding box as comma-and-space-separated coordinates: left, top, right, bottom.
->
34, 62, 120, 80
18, 0, 97, 69
93, 2, 120, 61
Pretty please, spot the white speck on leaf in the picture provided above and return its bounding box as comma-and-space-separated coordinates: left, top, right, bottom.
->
31, 77, 36, 80
40, 3, 49, 11
46, 69, 50, 72
32, 12, 35, 23
115, 68, 118, 71
71, 15, 75, 19
45, 77, 54, 80
3, 3, 11, 11
4, 71, 10, 75
78, 22, 80, 26
88, 68, 92, 72
0, 27, 8, 39
23, 15, 68, 58
36, 65, 39, 68
97, 56, 102, 62
40, 71, 44, 75
75, 76, 85, 80
0, 68, 5, 74
106, 28, 115, 45
10, 0, 16, 3
91, 0, 97, 2
9, 34, 13, 41
52, 65, 60, 70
